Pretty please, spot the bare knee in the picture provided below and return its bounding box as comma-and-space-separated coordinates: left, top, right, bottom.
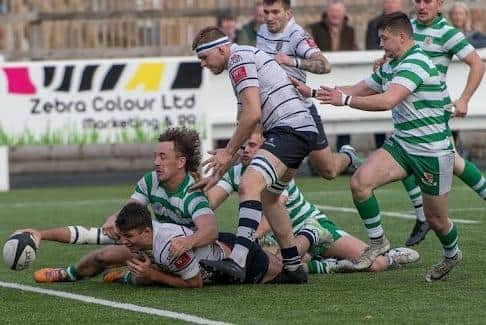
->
426, 215, 449, 233
239, 176, 265, 199
350, 171, 373, 200
316, 165, 337, 180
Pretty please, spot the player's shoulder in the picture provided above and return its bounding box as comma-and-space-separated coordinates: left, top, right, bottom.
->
229, 44, 259, 67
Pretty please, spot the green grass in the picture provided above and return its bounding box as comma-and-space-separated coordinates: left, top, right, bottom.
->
0, 176, 485, 324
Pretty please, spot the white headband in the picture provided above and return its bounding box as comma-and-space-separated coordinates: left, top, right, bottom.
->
195, 36, 231, 54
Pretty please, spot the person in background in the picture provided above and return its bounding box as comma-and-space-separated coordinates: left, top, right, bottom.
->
218, 9, 239, 43
307, 0, 358, 157
238, 1, 265, 46
449, 2, 486, 49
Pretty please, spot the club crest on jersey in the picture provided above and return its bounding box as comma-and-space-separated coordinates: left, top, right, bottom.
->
229, 54, 242, 66
276, 41, 283, 51
424, 36, 433, 46
231, 66, 247, 84
421, 172, 436, 186
174, 252, 191, 269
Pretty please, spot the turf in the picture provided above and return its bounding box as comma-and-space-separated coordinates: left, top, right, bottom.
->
0, 175, 485, 324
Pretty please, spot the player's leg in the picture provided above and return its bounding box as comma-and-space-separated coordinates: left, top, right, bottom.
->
350, 140, 408, 269
306, 103, 360, 179
261, 168, 307, 283
445, 110, 486, 200
34, 245, 133, 283
401, 175, 430, 246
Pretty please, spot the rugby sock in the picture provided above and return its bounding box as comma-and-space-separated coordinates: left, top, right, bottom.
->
307, 260, 329, 274
436, 222, 459, 258
458, 160, 486, 200
402, 175, 426, 222
296, 228, 318, 247
230, 200, 262, 267
281, 246, 301, 271
354, 194, 384, 239
65, 265, 81, 281
68, 226, 115, 245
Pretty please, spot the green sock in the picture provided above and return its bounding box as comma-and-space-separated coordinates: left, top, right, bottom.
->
458, 160, 486, 200
65, 265, 80, 281
124, 271, 132, 284
435, 223, 459, 258
307, 260, 329, 274
402, 175, 426, 222
354, 194, 383, 239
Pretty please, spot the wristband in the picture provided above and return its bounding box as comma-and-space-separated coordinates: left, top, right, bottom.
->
345, 95, 352, 106
341, 92, 347, 105
294, 58, 301, 68
311, 89, 317, 98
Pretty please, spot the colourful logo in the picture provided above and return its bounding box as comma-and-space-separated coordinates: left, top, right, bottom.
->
2, 61, 202, 95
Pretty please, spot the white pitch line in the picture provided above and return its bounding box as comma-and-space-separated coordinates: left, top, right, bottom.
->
315, 204, 480, 224
0, 281, 233, 325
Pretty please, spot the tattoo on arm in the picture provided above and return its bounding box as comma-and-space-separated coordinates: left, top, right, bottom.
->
299, 55, 331, 74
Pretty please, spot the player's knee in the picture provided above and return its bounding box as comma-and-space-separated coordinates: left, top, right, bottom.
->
426, 215, 448, 233
317, 165, 337, 180
350, 172, 371, 198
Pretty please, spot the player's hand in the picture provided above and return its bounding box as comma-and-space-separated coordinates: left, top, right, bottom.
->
189, 174, 221, 192
127, 253, 153, 281
316, 86, 345, 106
102, 214, 119, 240
373, 55, 386, 71
274, 52, 294, 67
15, 228, 41, 248
452, 98, 468, 118
289, 76, 311, 98
169, 237, 193, 258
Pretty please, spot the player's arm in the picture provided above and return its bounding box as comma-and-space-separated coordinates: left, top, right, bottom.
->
146, 266, 203, 288
318, 83, 410, 111
454, 51, 485, 117
290, 77, 377, 99
298, 52, 331, 74
207, 186, 230, 210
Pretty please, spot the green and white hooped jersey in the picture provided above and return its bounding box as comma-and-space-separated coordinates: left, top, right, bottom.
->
217, 163, 327, 232
365, 45, 453, 157
131, 172, 213, 229
412, 14, 475, 82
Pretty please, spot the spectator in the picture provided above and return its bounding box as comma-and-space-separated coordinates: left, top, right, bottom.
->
237, 1, 265, 46
365, 0, 404, 148
307, 0, 357, 154
449, 2, 486, 49
217, 9, 239, 43
307, 0, 358, 52
366, 0, 404, 50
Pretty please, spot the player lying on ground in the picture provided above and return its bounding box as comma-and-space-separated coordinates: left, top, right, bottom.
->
34, 202, 285, 287
292, 12, 461, 282
207, 127, 420, 274
22, 127, 220, 281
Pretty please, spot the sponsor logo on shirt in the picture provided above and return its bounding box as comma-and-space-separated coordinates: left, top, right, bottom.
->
306, 38, 317, 48
231, 66, 247, 84
174, 252, 192, 269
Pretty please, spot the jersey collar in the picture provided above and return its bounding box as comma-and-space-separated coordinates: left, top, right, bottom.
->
165, 172, 190, 195
415, 13, 444, 29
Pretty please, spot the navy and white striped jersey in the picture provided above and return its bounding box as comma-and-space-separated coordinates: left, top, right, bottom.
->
256, 17, 321, 83
228, 43, 317, 133
152, 221, 224, 280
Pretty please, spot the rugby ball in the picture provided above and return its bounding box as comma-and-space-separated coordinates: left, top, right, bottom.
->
3, 233, 37, 270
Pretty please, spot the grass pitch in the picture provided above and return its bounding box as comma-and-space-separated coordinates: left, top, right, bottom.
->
0, 175, 485, 324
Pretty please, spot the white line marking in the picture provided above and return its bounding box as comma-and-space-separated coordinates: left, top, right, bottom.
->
0, 281, 233, 325
315, 204, 480, 224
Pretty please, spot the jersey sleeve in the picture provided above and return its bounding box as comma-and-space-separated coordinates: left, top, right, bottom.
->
289, 29, 321, 59
391, 60, 430, 93
442, 27, 475, 60
184, 191, 214, 221
153, 226, 200, 280
216, 171, 235, 194
228, 51, 259, 94
130, 172, 153, 205
364, 69, 384, 93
